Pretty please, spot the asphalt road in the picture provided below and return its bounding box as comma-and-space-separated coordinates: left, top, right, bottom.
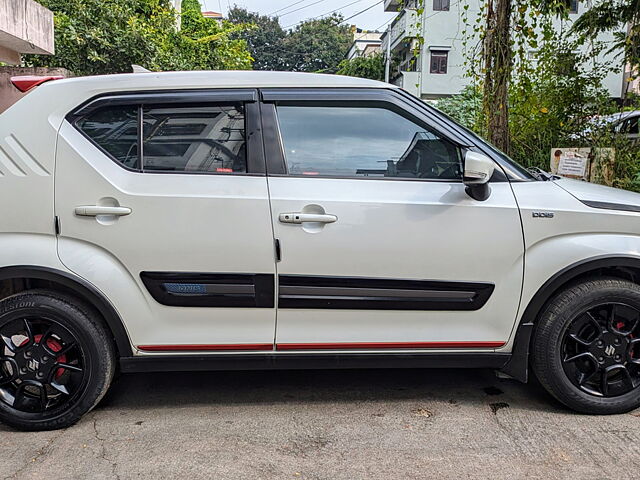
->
1, 368, 639, 480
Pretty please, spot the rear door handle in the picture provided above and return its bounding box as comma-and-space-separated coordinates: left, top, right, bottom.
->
279, 213, 337, 224
75, 206, 132, 217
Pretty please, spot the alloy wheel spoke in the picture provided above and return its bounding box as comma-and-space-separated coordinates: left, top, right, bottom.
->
600, 369, 610, 396
49, 381, 69, 396
608, 304, 618, 331
22, 319, 34, 345
12, 383, 28, 409
55, 341, 77, 357
564, 351, 598, 365
55, 362, 83, 373
578, 368, 598, 386
0, 357, 18, 386
1, 335, 16, 353
568, 333, 593, 347
584, 312, 604, 339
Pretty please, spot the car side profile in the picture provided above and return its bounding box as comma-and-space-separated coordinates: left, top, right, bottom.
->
1, 71, 640, 431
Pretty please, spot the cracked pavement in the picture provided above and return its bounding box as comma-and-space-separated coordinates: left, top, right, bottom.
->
1, 368, 639, 479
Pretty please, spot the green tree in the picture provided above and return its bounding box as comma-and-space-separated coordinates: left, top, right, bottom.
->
25, 0, 253, 75
158, 0, 253, 71
336, 53, 385, 81
227, 6, 287, 71
572, 0, 640, 98
284, 14, 351, 72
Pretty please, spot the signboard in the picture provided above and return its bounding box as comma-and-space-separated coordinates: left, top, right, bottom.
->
558, 151, 588, 177
550, 147, 616, 184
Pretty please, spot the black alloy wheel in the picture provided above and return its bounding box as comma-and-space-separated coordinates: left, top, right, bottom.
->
533, 277, 640, 414
561, 302, 640, 397
0, 291, 115, 431
0, 316, 88, 414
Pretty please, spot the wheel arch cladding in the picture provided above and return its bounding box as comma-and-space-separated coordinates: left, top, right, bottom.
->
0, 266, 132, 357
501, 255, 640, 383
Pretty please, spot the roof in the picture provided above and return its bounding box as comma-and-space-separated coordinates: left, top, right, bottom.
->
6, 71, 394, 129
202, 11, 222, 18
47, 70, 393, 92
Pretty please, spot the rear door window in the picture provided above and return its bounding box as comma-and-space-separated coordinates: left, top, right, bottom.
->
76, 103, 247, 174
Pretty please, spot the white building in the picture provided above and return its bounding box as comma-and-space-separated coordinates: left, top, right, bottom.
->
347, 29, 383, 60
382, 0, 628, 100
0, 0, 53, 64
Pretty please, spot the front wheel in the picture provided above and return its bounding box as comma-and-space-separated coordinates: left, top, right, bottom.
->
532, 277, 640, 414
0, 291, 115, 430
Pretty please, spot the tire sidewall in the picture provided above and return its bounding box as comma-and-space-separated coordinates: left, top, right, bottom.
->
0, 292, 113, 430
534, 279, 640, 414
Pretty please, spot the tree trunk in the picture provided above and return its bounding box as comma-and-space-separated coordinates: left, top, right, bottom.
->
482, 0, 512, 154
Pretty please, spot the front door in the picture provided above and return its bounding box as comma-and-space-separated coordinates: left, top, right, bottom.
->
55, 90, 277, 351
263, 89, 524, 352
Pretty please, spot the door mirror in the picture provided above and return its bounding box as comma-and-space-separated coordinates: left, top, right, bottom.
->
463, 151, 495, 201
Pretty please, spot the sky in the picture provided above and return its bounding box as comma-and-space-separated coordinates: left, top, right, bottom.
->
200, 0, 396, 31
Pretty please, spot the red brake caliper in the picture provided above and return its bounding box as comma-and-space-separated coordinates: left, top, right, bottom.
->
21, 335, 67, 380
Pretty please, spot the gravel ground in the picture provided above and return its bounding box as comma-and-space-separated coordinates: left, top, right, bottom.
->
1, 368, 639, 480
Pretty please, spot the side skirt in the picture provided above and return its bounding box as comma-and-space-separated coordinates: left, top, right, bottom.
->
120, 352, 511, 373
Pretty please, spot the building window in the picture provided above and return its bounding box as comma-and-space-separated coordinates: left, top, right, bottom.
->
433, 0, 450, 11
569, 0, 578, 14
430, 51, 448, 74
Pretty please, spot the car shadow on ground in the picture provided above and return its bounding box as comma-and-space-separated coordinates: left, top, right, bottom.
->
98, 367, 565, 415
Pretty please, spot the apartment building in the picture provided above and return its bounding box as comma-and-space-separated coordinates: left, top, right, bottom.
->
381, 0, 628, 100
347, 29, 383, 60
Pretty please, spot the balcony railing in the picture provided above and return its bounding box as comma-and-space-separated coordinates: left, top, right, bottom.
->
384, 0, 418, 12
382, 8, 420, 53
383, 0, 401, 11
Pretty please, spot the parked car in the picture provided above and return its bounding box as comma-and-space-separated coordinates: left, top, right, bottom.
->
578, 110, 640, 143
1, 71, 640, 431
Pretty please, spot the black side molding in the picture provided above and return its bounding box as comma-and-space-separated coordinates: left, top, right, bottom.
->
580, 200, 640, 214
140, 272, 275, 308
121, 352, 510, 373
278, 275, 494, 311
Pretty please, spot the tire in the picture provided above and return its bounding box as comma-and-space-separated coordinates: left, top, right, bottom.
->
0, 290, 115, 431
532, 277, 640, 414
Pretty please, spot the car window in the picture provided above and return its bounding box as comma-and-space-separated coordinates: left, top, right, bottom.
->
142, 104, 246, 173
621, 117, 639, 135
76, 103, 247, 174
276, 106, 462, 180
76, 106, 139, 169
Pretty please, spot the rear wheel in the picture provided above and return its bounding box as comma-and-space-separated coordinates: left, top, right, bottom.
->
532, 278, 640, 414
0, 291, 115, 430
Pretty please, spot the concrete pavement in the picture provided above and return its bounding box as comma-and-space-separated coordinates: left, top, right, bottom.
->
2, 368, 639, 479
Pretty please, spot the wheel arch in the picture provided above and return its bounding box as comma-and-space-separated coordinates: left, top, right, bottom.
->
501, 255, 640, 382
0, 265, 133, 357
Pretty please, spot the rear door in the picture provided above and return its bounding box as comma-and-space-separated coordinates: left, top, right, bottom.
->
55, 90, 277, 352
262, 88, 524, 352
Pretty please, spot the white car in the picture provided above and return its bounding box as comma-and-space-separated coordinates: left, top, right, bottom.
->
1, 71, 640, 431
579, 110, 640, 143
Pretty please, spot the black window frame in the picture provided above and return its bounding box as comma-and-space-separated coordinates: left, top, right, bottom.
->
433, 0, 450, 11
430, 51, 448, 74
67, 89, 266, 176
260, 87, 509, 183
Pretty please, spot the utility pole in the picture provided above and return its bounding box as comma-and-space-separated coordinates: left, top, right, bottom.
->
384, 24, 391, 83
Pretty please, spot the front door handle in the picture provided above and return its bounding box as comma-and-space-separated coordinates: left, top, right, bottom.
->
279, 213, 337, 224
75, 206, 132, 217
